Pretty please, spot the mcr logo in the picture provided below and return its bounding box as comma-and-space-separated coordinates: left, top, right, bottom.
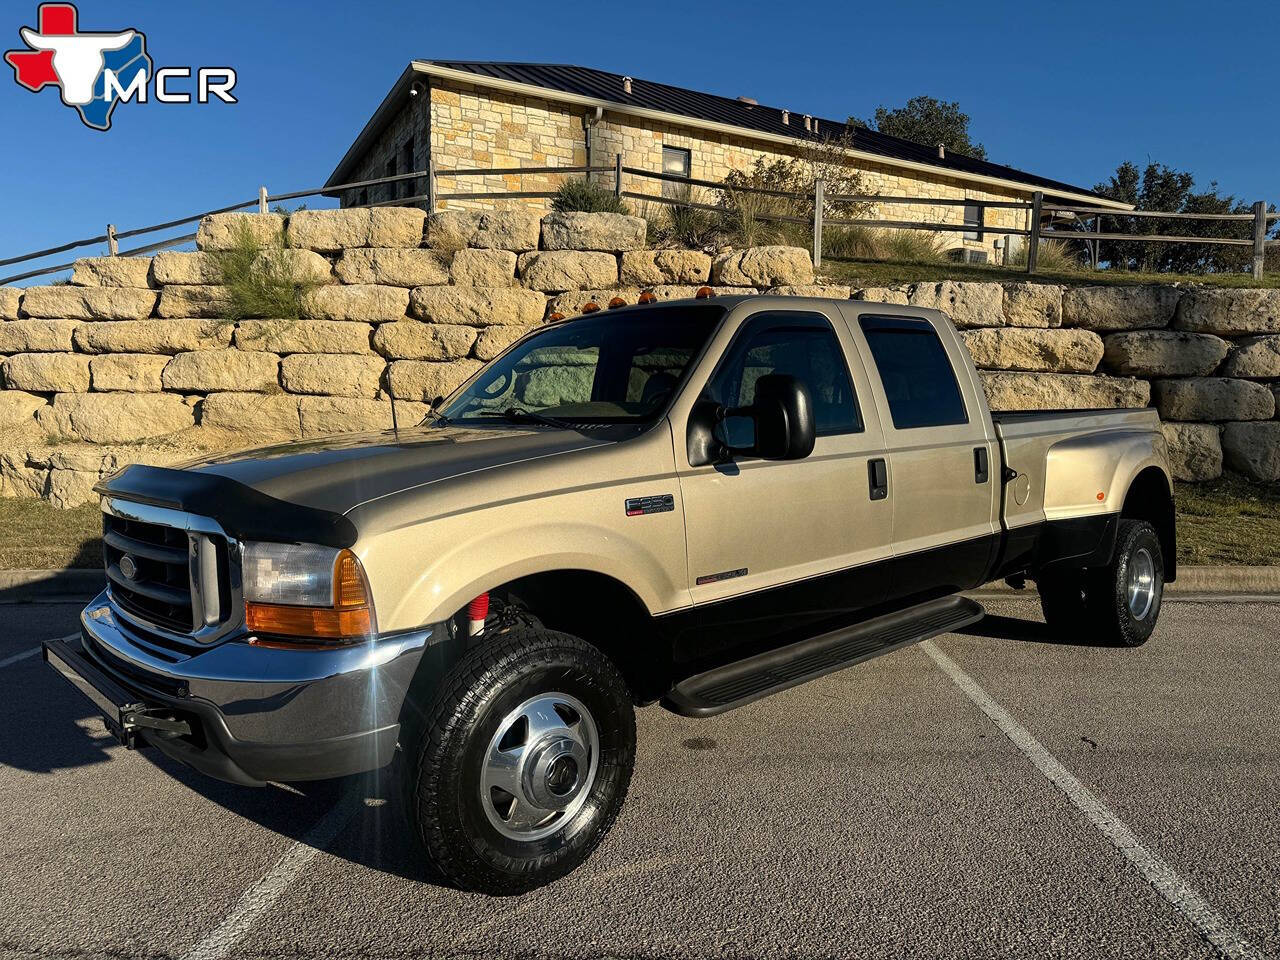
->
4, 3, 236, 131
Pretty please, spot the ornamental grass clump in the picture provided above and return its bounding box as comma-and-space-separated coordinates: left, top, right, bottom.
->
215, 220, 318, 321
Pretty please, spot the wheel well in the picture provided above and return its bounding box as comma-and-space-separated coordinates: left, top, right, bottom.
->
489, 570, 672, 705
1121, 467, 1176, 581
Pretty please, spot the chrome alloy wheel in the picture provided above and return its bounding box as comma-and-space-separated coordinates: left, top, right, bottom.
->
480, 692, 599, 842
1127, 546, 1157, 620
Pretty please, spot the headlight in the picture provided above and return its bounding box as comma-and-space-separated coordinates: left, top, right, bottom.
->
241, 542, 375, 646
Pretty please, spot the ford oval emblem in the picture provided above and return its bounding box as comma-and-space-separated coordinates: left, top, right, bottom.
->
118, 554, 139, 581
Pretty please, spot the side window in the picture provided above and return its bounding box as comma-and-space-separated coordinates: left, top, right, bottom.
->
400, 140, 415, 198
859, 316, 968, 429
383, 157, 397, 202
963, 201, 983, 241
661, 146, 691, 199
706, 313, 862, 437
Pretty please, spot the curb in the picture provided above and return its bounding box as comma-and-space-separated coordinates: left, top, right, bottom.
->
0, 569, 102, 602
974, 565, 1280, 597
3, 565, 1278, 603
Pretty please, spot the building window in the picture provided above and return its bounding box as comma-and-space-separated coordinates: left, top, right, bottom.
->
963, 201, 983, 241
400, 140, 415, 199
384, 157, 397, 203
661, 146, 691, 198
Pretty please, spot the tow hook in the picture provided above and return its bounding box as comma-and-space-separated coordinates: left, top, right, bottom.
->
122, 707, 192, 738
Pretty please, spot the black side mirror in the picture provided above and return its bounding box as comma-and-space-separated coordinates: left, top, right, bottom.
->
746, 374, 815, 460
686, 376, 816, 467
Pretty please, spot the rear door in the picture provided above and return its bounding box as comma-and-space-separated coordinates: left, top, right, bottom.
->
839, 306, 999, 604
670, 304, 893, 666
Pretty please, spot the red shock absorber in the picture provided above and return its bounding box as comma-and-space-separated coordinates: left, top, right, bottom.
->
467, 593, 490, 636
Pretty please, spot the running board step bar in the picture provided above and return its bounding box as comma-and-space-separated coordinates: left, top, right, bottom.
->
663, 595, 985, 717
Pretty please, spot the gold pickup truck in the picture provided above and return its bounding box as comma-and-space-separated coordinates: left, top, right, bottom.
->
45, 293, 1174, 894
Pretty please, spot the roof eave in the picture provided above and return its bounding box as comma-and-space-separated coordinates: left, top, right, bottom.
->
327, 61, 1133, 211
324, 64, 419, 192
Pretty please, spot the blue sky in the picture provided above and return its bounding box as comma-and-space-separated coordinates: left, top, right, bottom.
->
2, 0, 1275, 280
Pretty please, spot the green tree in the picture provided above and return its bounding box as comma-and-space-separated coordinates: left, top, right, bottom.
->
852, 96, 987, 159
1092, 161, 1260, 274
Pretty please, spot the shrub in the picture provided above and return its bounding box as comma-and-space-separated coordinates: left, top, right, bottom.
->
631, 199, 670, 247
872, 228, 949, 264
1012, 238, 1085, 273
551, 177, 630, 214
822, 224, 879, 260
214, 220, 318, 321
662, 186, 720, 249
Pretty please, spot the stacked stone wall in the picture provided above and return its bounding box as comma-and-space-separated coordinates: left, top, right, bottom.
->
2, 207, 1278, 507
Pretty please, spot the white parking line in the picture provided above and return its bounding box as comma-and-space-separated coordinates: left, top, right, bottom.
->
180, 787, 365, 960
922, 639, 1261, 960
0, 633, 76, 670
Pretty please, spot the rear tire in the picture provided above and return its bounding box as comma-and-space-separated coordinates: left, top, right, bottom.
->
1037, 519, 1163, 647
401, 626, 635, 895
1085, 519, 1164, 647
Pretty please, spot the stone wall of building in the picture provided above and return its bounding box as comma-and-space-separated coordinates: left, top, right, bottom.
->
342, 77, 1029, 259
1, 207, 1277, 507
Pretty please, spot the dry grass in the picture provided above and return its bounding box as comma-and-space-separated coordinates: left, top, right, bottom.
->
0, 499, 101, 569
1174, 476, 1280, 566
822, 256, 1280, 290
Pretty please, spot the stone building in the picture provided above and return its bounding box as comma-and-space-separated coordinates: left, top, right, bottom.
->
324, 61, 1129, 261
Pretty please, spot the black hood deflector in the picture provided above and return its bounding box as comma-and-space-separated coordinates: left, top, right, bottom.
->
95, 464, 358, 548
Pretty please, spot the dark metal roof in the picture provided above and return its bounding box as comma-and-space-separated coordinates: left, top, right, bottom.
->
419, 61, 1108, 201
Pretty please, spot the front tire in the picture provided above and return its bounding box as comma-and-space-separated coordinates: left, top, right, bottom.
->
402, 626, 635, 895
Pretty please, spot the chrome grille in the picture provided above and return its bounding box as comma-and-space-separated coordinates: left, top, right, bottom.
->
100, 500, 236, 645
103, 513, 195, 632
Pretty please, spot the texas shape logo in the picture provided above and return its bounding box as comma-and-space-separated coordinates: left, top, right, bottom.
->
5, 3, 150, 130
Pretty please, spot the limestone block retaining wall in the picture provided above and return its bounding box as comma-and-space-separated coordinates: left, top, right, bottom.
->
2, 206, 1278, 507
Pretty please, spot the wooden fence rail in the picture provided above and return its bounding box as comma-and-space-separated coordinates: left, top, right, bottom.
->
2, 157, 1276, 285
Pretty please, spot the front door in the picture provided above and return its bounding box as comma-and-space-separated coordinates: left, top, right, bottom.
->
672, 306, 893, 668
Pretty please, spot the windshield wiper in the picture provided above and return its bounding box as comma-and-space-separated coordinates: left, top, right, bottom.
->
500, 407, 580, 430
417, 406, 451, 427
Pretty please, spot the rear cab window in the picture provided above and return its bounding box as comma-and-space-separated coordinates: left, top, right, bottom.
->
856, 315, 968, 430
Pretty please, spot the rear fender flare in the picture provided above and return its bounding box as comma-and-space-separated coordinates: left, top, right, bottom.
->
1042, 430, 1170, 522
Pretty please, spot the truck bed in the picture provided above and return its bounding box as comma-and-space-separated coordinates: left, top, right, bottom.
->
991, 406, 1162, 532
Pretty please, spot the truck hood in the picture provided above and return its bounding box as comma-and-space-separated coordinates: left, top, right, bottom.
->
178, 424, 615, 516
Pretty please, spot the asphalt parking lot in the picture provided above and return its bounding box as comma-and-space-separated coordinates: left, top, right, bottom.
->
1, 596, 1276, 960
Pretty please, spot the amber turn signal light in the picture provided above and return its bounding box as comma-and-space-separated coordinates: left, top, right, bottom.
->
581, 300, 601, 313
637, 289, 657, 304
607, 296, 626, 309
694, 286, 713, 298
548, 311, 565, 321
246, 549, 375, 647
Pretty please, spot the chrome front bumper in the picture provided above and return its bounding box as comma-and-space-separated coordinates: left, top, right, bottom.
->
54, 591, 435, 785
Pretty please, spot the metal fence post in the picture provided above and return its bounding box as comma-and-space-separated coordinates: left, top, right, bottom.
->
1252, 200, 1267, 281
258, 186, 268, 214
106, 224, 117, 256
614, 153, 623, 199
813, 178, 824, 270
1026, 191, 1043, 275
427, 157, 437, 214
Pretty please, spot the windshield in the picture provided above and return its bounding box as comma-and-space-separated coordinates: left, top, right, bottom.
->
440, 304, 724, 425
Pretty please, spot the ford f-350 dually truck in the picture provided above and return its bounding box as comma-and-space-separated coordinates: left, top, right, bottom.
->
45, 294, 1174, 894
